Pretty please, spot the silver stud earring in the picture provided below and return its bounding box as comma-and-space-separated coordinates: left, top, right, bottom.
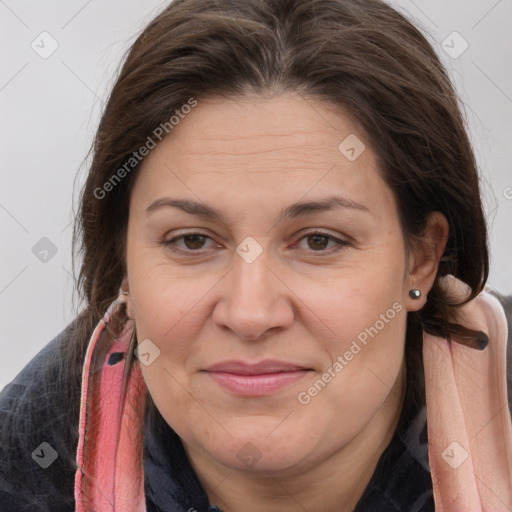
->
409, 289, 421, 299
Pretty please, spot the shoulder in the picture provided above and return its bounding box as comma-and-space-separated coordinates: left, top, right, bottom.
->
487, 290, 512, 415
0, 314, 90, 512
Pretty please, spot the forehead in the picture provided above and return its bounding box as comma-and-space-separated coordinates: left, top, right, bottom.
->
131, 92, 396, 223
163, 93, 364, 158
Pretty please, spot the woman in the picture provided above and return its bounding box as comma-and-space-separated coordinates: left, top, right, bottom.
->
1, 0, 511, 510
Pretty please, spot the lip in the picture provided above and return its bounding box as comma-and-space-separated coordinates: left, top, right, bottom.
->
202, 360, 312, 396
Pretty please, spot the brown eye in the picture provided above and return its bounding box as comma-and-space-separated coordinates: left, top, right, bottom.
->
306, 234, 331, 251
182, 234, 207, 250
163, 232, 215, 253
295, 231, 348, 253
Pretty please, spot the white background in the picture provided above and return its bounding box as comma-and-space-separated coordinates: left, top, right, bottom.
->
1, 0, 511, 391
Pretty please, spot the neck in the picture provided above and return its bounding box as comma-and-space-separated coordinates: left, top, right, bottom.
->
184, 361, 407, 512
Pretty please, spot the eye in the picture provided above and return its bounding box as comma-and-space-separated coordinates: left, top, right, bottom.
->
293, 231, 349, 253
163, 230, 348, 255
164, 233, 215, 252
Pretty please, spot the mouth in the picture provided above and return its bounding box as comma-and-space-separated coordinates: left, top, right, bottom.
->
202, 360, 313, 396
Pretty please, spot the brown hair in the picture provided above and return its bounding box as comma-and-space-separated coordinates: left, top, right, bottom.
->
72, 0, 489, 432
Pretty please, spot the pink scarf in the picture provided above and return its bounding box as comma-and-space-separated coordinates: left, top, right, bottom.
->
74, 275, 512, 511
74, 309, 147, 511
423, 276, 512, 510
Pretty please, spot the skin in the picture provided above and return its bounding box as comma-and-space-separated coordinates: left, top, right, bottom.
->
123, 92, 448, 511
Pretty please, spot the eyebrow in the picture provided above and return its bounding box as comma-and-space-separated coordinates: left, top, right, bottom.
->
146, 195, 369, 222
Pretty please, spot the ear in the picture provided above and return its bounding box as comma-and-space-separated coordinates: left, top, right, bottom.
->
404, 211, 449, 312
120, 274, 135, 319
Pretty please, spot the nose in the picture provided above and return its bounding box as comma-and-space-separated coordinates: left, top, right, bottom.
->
212, 247, 295, 341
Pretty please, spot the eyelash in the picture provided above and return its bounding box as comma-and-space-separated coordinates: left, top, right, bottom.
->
162, 231, 349, 256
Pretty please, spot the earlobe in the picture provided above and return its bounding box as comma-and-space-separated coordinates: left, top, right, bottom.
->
120, 275, 135, 319
405, 211, 449, 311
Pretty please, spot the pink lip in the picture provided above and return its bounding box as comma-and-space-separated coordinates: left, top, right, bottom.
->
203, 360, 312, 396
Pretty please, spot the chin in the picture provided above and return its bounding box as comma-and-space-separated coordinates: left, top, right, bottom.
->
200, 425, 319, 474
222, 446, 308, 474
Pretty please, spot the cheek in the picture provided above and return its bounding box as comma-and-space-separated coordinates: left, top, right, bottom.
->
308, 245, 407, 354
126, 236, 211, 340
294, 256, 407, 424
133, 278, 211, 438
295, 301, 407, 454
131, 275, 208, 363
309, 287, 406, 397
125, 246, 206, 405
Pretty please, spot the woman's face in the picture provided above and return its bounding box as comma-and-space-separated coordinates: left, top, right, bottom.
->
124, 93, 440, 475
